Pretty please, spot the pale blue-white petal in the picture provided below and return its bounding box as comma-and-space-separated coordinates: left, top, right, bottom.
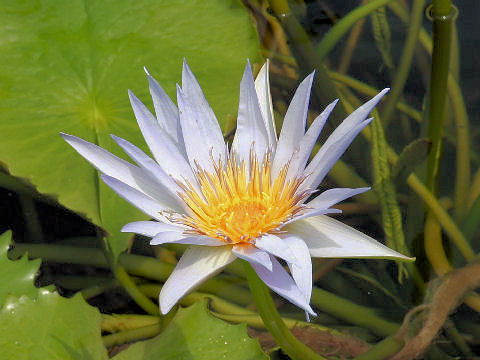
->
128, 90, 196, 185
254, 61, 277, 152
307, 187, 370, 210
151, 234, 225, 246
150, 231, 186, 245
122, 221, 185, 237
302, 118, 373, 191
145, 69, 186, 154
282, 235, 312, 303
61, 133, 180, 211
179, 60, 226, 170
303, 89, 389, 191
250, 254, 316, 316
111, 135, 185, 209
232, 60, 269, 167
283, 208, 342, 226
272, 72, 314, 178
160, 246, 236, 314
61, 133, 141, 189
101, 174, 168, 221
286, 100, 338, 181
254, 234, 296, 263
286, 215, 413, 260
232, 244, 272, 271
177, 85, 226, 173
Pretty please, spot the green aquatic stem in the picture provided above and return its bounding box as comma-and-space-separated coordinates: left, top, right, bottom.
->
103, 323, 161, 348
425, 0, 454, 194
102, 313, 160, 333
328, 71, 422, 122
269, 0, 348, 120
10, 243, 252, 305
311, 287, 399, 337
114, 265, 160, 316
381, 0, 427, 126
353, 336, 404, 360
338, 89, 474, 261
315, 0, 394, 63
243, 261, 326, 360
388, 0, 473, 217
461, 195, 480, 242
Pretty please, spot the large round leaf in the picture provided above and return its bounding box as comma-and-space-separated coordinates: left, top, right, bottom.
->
0, 231, 41, 307
113, 301, 267, 360
0, 0, 260, 257
0, 291, 108, 360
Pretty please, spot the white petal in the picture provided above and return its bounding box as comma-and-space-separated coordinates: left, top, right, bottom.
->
61, 133, 179, 210
128, 90, 196, 184
122, 221, 184, 237
61, 133, 143, 190
232, 60, 269, 167
159, 246, 236, 314
272, 72, 314, 178
286, 215, 413, 260
307, 187, 370, 210
286, 100, 337, 180
150, 231, 186, 245
303, 89, 389, 191
151, 234, 225, 246
302, 119, 373, 191
177, 85, 226, 173
250, 255, 316, 316
145, 69, 184, 148
283, 235, 313, 303
111, 135, 185, 210
283, 208, 342, 226
101, 174, 167, 221
232, 244, 272, 271
254, 234, 296, 263
254, 60, 277, 151
179, 61, 226, 170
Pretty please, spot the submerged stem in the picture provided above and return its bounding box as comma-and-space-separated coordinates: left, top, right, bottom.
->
114, 266, 160, 316
243, 261, 326, 360
426, 0, 454, 193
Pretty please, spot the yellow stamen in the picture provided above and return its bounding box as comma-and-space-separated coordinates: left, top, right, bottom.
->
174, 152, 309, 244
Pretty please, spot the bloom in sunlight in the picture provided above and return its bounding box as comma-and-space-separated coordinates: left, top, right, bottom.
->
62, 60, 410, 317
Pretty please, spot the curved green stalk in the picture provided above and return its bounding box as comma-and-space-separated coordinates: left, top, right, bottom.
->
243, 261, 326, 360
269, 0, 348, 118
381, 0, 427, 126
311, 287, 399, 336
353, 336, 404, 360
328, 71, 422, 122
114, 266, 160, 316
426, 0, 455, 195
102, 323, 161, 348
315, 0, 394, 63
388, 1, 472, 218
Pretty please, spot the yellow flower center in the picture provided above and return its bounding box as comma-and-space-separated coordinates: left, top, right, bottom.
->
174, 153, 309, 244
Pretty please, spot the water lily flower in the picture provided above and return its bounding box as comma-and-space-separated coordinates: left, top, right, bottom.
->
61, 60, 410, 317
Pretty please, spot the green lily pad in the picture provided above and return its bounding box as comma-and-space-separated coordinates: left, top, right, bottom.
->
0, 0, 260, 258
0, 231, 41, 307
0, 291, 108, 360
113, 301, 267, 360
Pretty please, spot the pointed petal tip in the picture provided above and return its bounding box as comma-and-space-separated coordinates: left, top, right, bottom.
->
143, 66, 150, 76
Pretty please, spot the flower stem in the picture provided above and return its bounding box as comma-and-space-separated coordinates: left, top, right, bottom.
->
352, 336, 404, 360
114, 265, 160, 316
102, 323, 161, 348
315, 0, 395, 63
311, 287, 399, 336
425, 0, 454, 194
381, 0, 427, 126
243, 261, 326, 360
